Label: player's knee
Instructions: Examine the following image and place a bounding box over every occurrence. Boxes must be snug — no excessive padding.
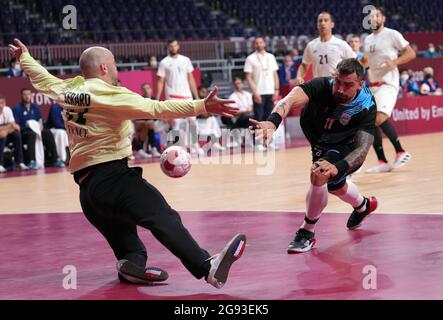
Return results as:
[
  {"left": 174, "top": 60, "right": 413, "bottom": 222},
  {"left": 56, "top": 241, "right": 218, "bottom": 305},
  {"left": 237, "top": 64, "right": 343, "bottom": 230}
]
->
[
  {"left": 310, "top": 171, "right": 328, "bottom": 186},
  {"left": 375, "top": 113, "right": 388, "bottom": 126}
]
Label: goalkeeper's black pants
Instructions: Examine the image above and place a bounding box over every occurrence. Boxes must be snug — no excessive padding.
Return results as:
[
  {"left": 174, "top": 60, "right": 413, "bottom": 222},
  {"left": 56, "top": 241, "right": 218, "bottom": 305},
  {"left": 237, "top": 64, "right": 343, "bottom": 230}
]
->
[{"left": 74, "top": 158, "right": 211, "bottom": 279}]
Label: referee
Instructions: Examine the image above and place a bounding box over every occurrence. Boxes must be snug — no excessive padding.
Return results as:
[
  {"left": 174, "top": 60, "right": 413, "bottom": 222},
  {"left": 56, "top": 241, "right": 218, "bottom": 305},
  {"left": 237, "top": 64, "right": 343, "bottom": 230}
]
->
[{"left": 9, "top": 39, "right": 246, "bottom": 289}]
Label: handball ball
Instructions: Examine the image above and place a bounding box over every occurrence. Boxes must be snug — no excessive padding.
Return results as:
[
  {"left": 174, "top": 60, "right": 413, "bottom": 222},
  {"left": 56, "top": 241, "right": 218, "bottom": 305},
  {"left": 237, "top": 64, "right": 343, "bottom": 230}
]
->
[{"left": 160, "top": 146, "right": 192, "bottom": 178}]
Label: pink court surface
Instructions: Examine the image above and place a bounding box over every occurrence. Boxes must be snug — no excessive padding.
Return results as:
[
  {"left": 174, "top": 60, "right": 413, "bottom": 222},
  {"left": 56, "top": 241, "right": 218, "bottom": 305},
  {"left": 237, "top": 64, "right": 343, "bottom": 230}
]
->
[
  {"left": 1, "top": 133, "right": 443, "bottom": 300},
  {"left": 1, "top": 211, "right": 443, "bottom": 300}
]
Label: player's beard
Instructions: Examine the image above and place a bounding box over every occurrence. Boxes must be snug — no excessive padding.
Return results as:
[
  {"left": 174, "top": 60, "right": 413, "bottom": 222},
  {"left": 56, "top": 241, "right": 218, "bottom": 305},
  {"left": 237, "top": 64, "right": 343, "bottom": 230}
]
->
[
  {"left": 333, "top": 92, "right": 351, "bottom": 104},
  {"left": 371, "top": 22, "right": 382, "bottom": 31},
  {"left": 169, "top": 50, "right": 178, "bottom": 57}
]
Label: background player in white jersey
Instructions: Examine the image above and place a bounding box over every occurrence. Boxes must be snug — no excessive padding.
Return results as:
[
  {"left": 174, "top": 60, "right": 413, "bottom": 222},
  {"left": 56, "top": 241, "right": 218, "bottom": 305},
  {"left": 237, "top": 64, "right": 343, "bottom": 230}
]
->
[
  {"left": 156, "top": 39, "right": 203, "bottom": 155},
  {"left": 294, "top": 12, "right": 356, "bottom": 85},
  {"left": 362, "top": 7, "right": 416, "bottom": 173}
]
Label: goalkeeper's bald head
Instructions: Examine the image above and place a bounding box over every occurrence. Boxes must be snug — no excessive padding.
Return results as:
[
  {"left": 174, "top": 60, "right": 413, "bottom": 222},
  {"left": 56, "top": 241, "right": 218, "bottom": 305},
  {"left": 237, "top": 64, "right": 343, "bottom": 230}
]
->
[{"left": 79, "top": 46, "right": 118, "bottom": 86}]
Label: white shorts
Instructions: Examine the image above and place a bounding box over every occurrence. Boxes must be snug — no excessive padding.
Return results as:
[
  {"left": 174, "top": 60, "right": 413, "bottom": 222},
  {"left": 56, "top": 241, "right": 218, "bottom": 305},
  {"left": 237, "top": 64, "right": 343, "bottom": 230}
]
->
[{"left": 370, "top": 85, "right": 399, "bottom": 117}]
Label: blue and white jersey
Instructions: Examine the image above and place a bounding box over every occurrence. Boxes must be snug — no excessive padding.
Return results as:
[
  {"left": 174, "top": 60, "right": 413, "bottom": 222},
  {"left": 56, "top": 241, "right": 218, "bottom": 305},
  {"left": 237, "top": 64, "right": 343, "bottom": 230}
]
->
[{"left": 299, "top": 77, "right": 377, "bottom": 148}]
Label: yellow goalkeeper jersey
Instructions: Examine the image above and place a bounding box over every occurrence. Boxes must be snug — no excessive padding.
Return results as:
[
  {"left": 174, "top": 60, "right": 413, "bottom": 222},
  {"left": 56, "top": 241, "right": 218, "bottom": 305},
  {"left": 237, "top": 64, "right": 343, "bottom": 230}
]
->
[{"left": 20, "top": 52, "right": 206, "bottom": 173}]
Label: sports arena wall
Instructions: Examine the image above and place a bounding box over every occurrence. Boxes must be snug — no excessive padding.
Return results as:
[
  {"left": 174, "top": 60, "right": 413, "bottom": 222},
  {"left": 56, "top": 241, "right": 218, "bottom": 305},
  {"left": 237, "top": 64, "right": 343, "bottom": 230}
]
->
[{"left": 0, "top": 63, "right": 441, "bottom": 137}]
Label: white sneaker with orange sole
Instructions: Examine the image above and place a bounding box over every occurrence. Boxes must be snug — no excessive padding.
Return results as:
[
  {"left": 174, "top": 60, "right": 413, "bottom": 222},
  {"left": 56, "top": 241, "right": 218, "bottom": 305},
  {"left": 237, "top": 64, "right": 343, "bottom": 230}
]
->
[
  {"left": 393, "top": 151, "right": 411, "bottom": 169},
  {"left": 365, "top": 161, "right": 392, "bottom": 173}
]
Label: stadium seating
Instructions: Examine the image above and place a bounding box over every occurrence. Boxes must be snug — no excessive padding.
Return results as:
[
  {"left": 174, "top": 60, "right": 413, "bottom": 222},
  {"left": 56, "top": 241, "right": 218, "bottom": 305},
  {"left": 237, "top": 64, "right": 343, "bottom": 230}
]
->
[
  {"left": 0, "top": 0, "right": 441, "bottom": 46},
  {"left": 209, "top": 0, "right": 443, "bottom": 36},
  {"left": 0, "top": 0, "right": 244, "bottom": 45}
]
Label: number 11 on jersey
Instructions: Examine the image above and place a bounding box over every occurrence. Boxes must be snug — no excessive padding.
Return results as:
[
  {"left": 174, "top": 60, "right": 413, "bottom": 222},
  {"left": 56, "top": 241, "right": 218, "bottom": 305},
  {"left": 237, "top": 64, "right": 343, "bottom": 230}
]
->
[{"left": 324, "top": 117, "right": 334, "bottom": 130}]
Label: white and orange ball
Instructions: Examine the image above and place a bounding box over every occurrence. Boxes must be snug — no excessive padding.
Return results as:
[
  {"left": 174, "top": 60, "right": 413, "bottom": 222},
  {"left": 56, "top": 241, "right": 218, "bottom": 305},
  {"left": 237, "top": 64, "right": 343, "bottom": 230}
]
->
[{"left": 160, "top": 146, "right": 191, "bottom": 178}]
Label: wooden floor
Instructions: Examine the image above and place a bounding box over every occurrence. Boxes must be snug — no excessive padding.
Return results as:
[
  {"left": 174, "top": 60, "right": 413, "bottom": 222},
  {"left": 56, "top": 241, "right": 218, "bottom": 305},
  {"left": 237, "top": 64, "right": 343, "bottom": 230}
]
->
[{"left": 1, "top": 132, "right": 442, "bottom": 215}]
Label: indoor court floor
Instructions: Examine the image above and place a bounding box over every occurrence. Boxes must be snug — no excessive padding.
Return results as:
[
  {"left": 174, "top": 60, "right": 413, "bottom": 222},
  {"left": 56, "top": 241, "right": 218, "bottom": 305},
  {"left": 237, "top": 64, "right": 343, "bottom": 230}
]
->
[{"left": 1, "top": 132, "right": 442, "bottom": 299}]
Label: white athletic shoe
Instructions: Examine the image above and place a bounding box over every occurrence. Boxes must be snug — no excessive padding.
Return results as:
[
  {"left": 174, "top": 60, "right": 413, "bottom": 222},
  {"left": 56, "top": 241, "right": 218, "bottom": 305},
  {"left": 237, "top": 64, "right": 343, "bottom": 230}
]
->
[
  {"left": 137, "top": 149, "right": 152, "bottom": 159},
  {"left": 365, "top": 161, "right": 392, "bottom": 173},
  {"left": 0, "top": 165, "right": 6, "bottom": 173},
  {"left": 150, "top": 147, "right": 161, "bottom": 157},
  {"left": 206, "top": 233, "right": 246, "bottom": 289},
  {"left": 18, "top": 163, "right": 29, "bottom": 171},
  {"left": 393, "top": 151, "right": 411, "bottom": 169}
]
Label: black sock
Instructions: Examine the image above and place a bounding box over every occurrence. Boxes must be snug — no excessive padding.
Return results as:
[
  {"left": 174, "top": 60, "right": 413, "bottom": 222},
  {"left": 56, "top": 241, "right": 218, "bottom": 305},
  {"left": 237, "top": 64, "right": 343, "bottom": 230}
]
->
[
  {"left": 380, "top": 120, "right": 404, "bottom": 153},
  {"left": 373, "top": 127, "right": 388, "bottom": 163},
  {"left": 148, "top": 129, "right": 155, "bottom": 148}
]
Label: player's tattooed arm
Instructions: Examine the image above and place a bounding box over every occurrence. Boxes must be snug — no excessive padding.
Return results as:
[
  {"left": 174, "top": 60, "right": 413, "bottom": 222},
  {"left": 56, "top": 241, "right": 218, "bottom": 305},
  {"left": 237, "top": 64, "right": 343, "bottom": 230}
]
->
[
  {"left": 344, "top": 130, "right": 374, "bottom": 170},
  {"left": 274, "top": 100, "right": 290, "bottom": 117},
  {"left": 271, "top": 87, "right": 309, "bottom": 118}
]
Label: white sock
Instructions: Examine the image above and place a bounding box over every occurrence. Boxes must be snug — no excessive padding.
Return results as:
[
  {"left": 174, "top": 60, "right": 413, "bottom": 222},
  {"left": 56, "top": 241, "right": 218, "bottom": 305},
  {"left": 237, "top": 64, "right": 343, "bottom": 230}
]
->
[
  {"left": 301, "top": 183, "right": 328, "bottom": 232},
  {"left": 334, "top": 181, "right": 366, "bottom": 212}
]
